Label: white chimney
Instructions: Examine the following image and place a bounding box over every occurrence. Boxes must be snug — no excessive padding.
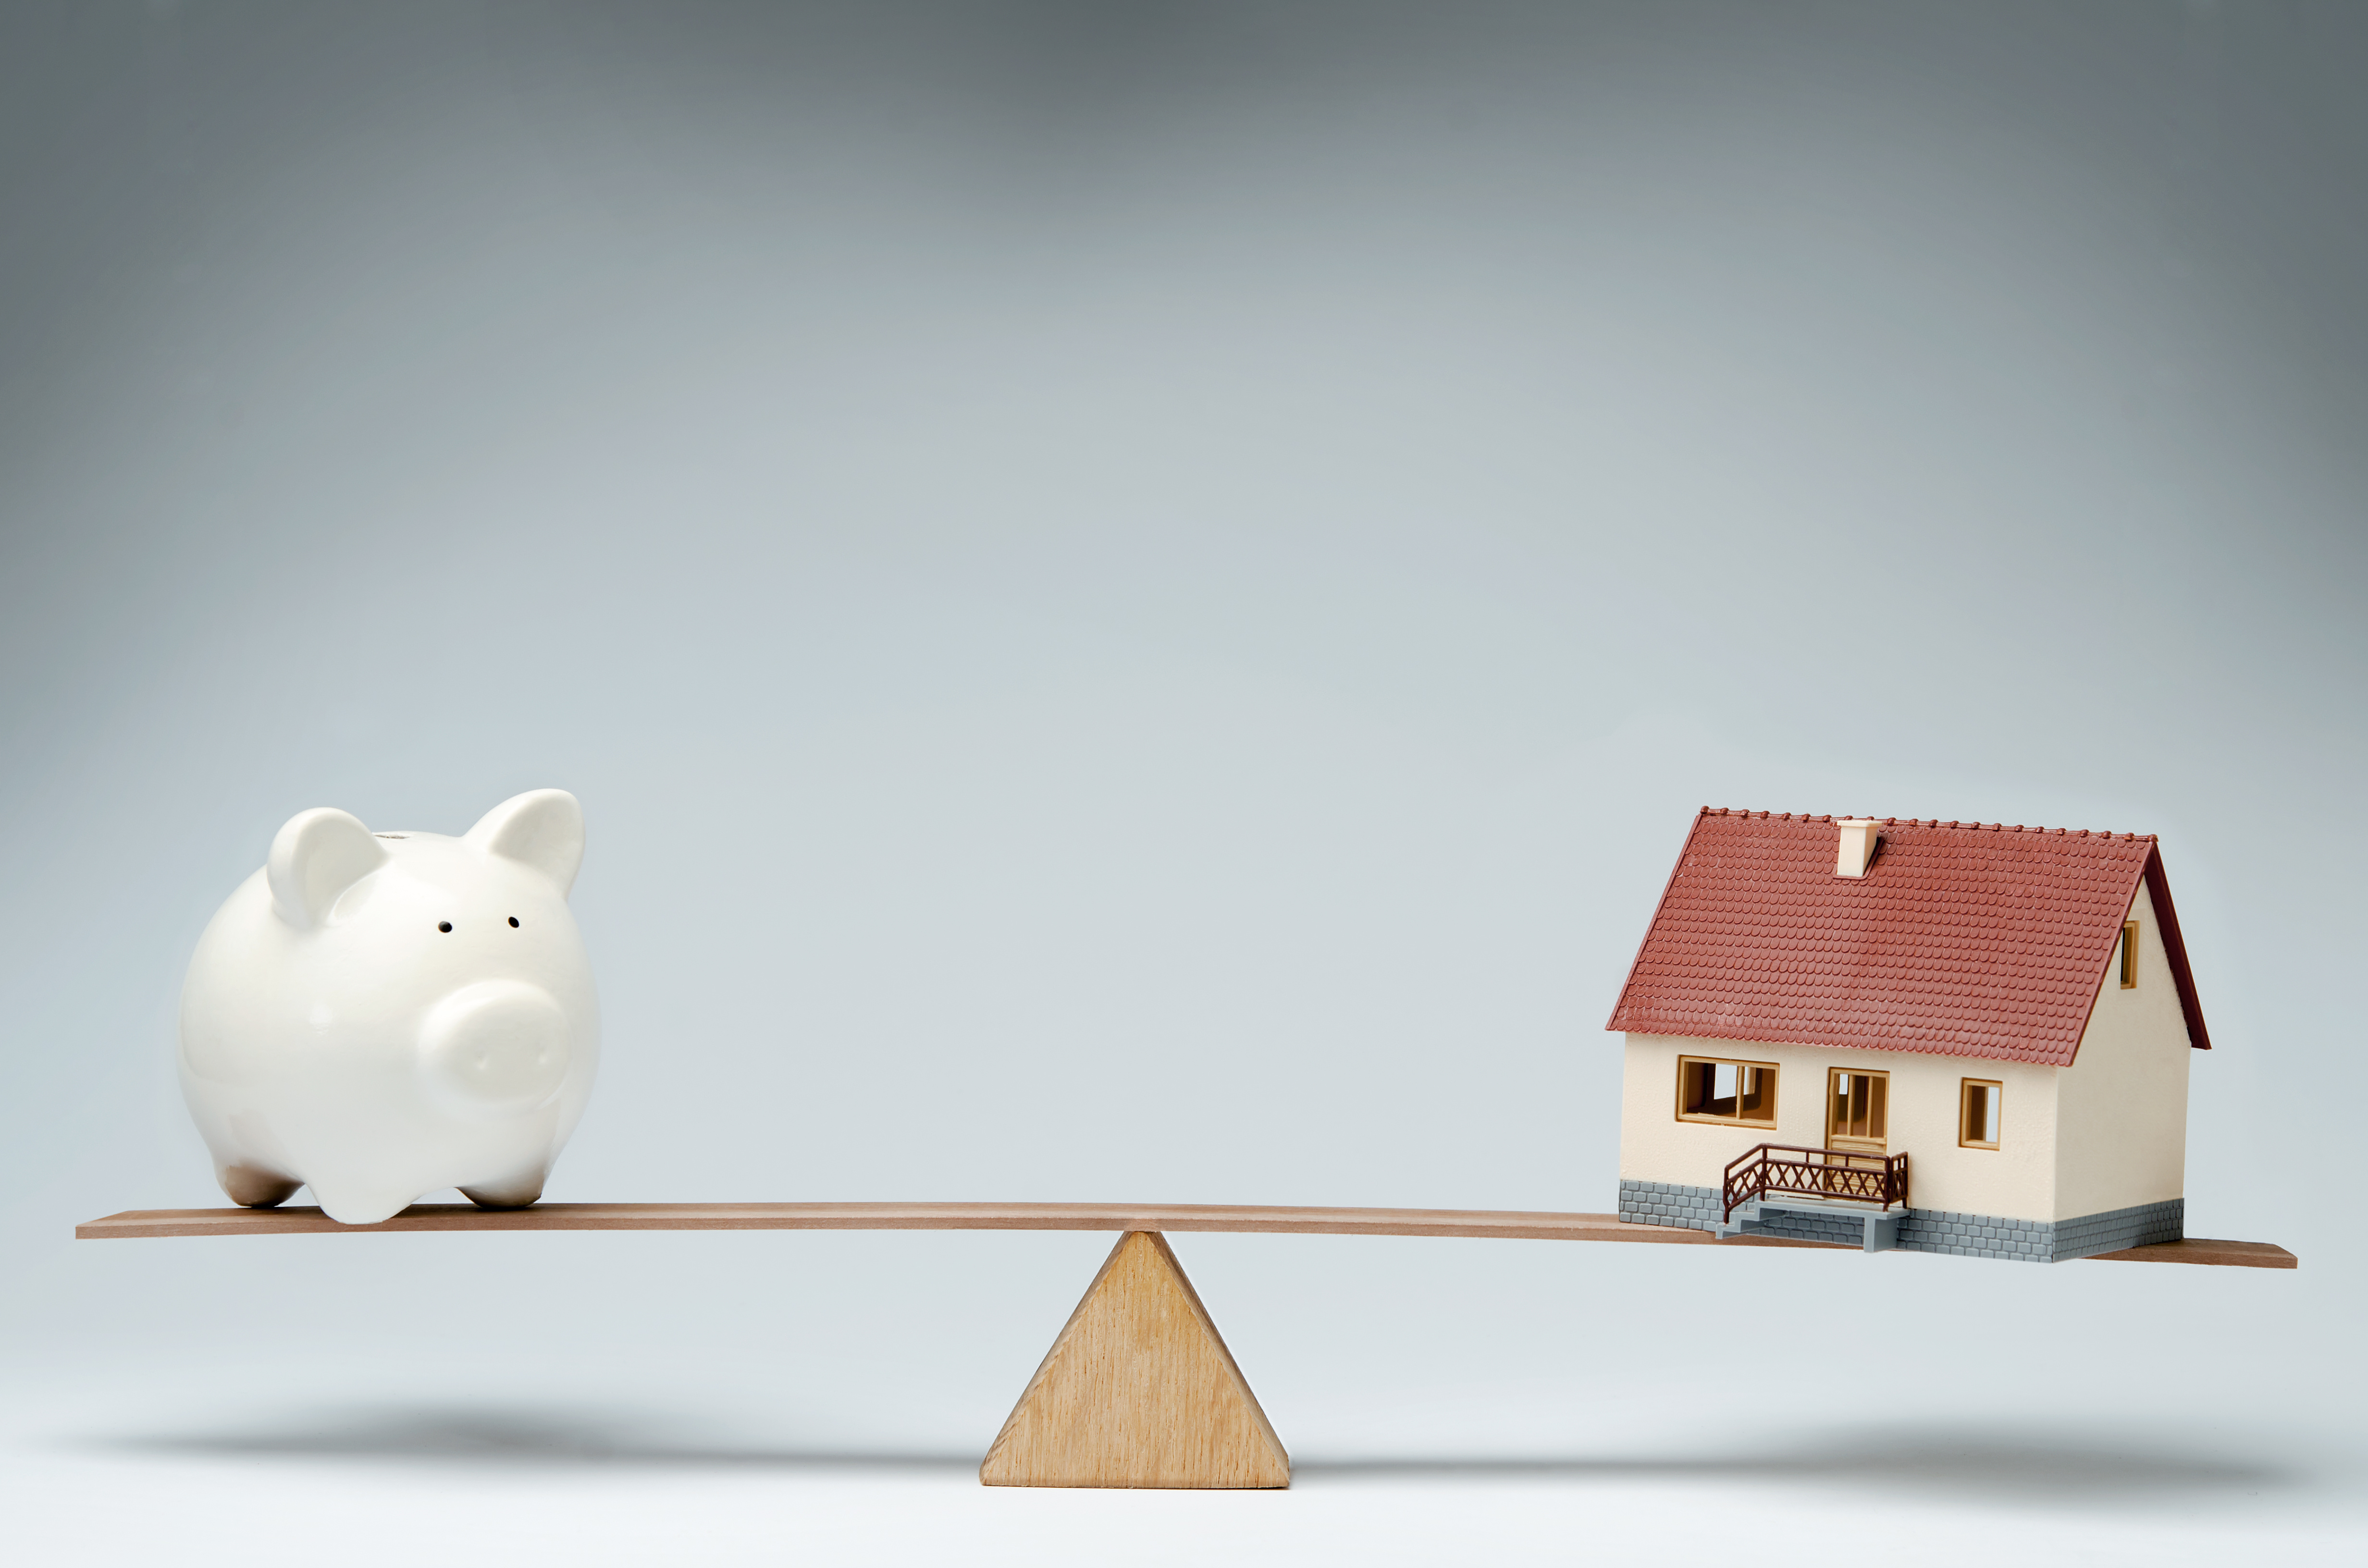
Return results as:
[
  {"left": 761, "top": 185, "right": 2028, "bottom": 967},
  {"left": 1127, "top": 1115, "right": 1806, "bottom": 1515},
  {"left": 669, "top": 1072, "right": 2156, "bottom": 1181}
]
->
[{"left": 1835, "top": 819, "right": 1880, "bottom": 878}]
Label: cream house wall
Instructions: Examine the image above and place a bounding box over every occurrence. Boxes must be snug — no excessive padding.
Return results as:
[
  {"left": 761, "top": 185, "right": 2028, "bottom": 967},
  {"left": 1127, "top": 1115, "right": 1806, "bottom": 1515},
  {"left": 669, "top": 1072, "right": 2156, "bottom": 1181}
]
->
[
  {"left": 1618, "top": 1033, "right": 2060, "bottom": 1222},
  {"left": 2052, "top": 879, "right": 2192, "bottom": 1219}
]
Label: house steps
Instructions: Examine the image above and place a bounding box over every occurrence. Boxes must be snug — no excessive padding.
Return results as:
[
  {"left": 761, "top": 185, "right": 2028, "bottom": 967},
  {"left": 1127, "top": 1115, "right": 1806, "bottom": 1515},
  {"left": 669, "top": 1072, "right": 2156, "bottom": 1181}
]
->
[{"left": 1714, "top": 1195, "right": 1906, "bottom": 1253}]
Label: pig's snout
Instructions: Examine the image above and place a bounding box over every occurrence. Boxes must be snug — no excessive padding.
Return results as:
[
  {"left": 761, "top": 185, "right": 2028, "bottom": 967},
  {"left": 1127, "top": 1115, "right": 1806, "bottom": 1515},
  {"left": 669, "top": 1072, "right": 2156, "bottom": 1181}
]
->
[{"left": 418, "top": 981, "right": 571, "bottom": 1113}]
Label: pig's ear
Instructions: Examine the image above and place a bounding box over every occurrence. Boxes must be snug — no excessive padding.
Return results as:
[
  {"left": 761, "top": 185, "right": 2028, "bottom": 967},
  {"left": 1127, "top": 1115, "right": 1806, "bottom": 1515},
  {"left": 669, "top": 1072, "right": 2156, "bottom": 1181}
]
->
[
  {"left": 267, "top": 808, "right": 388, "bottom": 929},
  {"left": 465, "top": 789, "right": 585, "bottom": 897}
]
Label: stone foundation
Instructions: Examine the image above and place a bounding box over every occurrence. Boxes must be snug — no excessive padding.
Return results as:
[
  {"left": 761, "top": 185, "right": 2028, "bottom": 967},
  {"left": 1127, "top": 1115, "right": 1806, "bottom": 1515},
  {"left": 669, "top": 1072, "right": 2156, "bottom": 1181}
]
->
[{"left": 1616, "top": 1179, "right": 2183, "bottom": 1263}]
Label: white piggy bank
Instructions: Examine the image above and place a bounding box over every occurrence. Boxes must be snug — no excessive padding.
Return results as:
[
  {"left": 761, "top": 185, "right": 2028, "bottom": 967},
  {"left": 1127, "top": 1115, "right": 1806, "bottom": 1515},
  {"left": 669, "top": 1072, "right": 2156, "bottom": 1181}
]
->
[{"left": 179, "top": 789, "right": 601, "bottom": 1224}]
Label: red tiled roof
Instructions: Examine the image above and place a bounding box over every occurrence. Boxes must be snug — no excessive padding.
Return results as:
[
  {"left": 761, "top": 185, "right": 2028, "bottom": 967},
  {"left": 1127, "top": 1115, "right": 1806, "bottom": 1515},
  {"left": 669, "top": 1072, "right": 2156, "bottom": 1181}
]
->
[{"left": 1604, "top": 809, "right": 2210, "bottom": 1067}]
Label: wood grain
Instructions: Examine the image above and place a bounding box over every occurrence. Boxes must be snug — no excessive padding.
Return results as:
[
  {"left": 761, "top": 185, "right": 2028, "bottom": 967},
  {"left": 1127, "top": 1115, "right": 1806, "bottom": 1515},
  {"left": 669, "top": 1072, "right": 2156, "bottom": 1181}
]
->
[
  {"left": 72, "top": 1202, "right": 1813, "bottom": 1244},
  {"left": 980, "top": 1231, "right": 1290, "bottom": 1489},
  {"left": 2084, "top": 1237, "right": 2297, "bottom": 1269},
  {"left": 69, "top": 1203, "right": 2295, "bottom": 1266}
]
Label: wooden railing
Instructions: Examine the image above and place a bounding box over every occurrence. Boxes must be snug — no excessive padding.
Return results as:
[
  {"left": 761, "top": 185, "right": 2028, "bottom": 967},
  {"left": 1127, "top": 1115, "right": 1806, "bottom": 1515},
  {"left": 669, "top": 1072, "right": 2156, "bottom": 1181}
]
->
[{"left": 1723, "top": 1144, "right": 1910, "bottom": 1222}]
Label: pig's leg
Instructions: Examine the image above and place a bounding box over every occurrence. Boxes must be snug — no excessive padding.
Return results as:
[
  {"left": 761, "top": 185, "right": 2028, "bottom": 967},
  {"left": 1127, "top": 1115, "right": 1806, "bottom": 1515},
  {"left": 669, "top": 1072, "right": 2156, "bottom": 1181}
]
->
[
  {"left": 460, "top": 1167, "right": 547, "bottom": 1209},
  {"left": 219, "top": 1164, "right": 300, "bottom": 1209},
  {"left": 307, "top": 1183, "right": 417, "bottom": 1225}
]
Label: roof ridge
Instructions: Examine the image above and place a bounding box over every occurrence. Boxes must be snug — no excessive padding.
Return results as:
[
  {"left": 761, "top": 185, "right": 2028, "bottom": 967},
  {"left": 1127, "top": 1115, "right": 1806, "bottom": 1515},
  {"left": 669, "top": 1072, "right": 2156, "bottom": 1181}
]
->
[{"left": 1708, "top": 808, "right": 2158, "bottom": 841}]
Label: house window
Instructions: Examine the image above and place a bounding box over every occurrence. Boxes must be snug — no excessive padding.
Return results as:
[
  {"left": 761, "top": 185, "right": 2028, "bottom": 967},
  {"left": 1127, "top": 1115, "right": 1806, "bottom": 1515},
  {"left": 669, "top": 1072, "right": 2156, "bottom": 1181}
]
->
[
  {"left": 1960, "top": 1079, "right": 2002, "bottom": 1150},
  {"left": 2120, "top": 921, "right": 2140, "bottom": 988},
  {"left": 1676, "top": 1057, "right": 1778, "bottom": 1126}
]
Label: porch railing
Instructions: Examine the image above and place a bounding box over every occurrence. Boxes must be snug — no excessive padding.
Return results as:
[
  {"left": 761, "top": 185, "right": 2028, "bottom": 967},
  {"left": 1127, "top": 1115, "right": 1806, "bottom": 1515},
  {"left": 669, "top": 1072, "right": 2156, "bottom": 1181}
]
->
[{"left": 1722, "top": 1144, "right": 1909, "bottom": 1222}]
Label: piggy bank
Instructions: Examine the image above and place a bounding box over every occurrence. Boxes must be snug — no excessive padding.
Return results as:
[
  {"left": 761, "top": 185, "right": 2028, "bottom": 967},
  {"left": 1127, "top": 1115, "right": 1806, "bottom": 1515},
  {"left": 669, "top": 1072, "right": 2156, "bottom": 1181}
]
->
[{"left": 178, "top": 789, "right": 601, "bottom": 1224}]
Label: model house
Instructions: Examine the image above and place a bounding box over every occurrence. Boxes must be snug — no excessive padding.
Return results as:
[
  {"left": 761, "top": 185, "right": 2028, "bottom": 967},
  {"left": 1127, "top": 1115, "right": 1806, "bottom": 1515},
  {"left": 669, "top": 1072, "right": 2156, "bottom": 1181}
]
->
[{"left": 1606, "top": 810, "right": 2209, "bottom": 1261}]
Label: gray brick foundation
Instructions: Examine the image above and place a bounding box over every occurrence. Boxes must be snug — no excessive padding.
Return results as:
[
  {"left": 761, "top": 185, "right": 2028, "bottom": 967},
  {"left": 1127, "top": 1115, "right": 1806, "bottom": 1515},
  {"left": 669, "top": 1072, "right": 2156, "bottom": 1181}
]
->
[
  {"left": 1616, "top": 1179, "right": 2183, "bottom": 1264},
  {"left": 2048, "top": 1198, "right": 2184, "bottom": 1261},
  {"left": 1618, "top": 1179, "right": 1725, "bottom": 1232}
]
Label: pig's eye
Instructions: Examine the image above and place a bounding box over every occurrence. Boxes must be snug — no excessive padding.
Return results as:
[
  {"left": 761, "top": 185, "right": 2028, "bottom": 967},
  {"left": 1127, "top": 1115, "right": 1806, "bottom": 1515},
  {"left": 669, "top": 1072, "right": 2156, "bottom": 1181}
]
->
[
  {"left": 437, "top": 922, "right": 453, "bottom": 933},
  {"left": 508, "top": 917, "right": 520, "bottom": 928}
]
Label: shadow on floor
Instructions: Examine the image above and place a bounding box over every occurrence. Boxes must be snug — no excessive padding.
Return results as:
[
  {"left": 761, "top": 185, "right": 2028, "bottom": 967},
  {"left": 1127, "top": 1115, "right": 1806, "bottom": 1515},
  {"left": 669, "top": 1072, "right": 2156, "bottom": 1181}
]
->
[
  {"left": 1297, "top": 1429, "right": 2304, "bottom": 1506},
  {"left": 103, "top": 1408, "right": 977, "bottom": 1474},
  {"left": 97, "top": 1408, "right": 2308, "bottom": 1508}
]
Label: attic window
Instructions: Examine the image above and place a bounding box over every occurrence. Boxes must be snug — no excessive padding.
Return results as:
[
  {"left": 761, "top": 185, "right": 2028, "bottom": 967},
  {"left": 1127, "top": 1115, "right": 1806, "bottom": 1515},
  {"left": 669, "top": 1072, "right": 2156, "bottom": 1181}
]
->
[
  {"left": 1676, "top": 1056, "right": 1778, "bottom": 1127},
  {"left": 2119, "top": 921, "right": 2140, "bottom": 989}
]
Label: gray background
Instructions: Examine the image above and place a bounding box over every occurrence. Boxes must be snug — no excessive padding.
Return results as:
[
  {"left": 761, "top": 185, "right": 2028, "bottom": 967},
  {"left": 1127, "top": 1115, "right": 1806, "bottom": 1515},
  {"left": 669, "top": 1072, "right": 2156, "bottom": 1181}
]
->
[{"left": 2, "top": 3, "right": 2361, "bottom": 1563}]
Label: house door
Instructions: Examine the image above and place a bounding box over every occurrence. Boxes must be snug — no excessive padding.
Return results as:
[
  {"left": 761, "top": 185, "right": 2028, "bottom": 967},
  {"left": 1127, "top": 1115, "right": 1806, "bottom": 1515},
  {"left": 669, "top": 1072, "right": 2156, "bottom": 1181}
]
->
[{"left": 1827, "top": 1069, "right": 1889, "bottom": 1155}]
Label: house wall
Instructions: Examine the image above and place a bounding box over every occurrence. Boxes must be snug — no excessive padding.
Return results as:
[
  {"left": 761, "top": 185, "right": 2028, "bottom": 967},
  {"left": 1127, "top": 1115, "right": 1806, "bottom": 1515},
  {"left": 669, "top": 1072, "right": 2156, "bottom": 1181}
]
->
[
  {"left": 1617, "top": 1033, "right": 2060, "bottom": 1223},
  {"left": 2052, "top": 878, "right": 2193, "bottom": 1219}
]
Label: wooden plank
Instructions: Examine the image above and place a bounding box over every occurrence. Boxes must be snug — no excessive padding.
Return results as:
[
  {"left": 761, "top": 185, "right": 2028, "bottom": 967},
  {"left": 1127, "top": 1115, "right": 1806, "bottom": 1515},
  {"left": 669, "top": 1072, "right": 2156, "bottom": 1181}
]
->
[
  {"left": 2084, "top": 1237, "right": 2297, "bottom": 1269},
  {"left": 73, "top": 1201, "right": 1792, "bottom": 1244},
  {"left": 69, "top": 1203, "right": 2293, "bottom": 1265},
  {"left": 981, "top": 1232, "right": 1290, "bottom": 1489}
]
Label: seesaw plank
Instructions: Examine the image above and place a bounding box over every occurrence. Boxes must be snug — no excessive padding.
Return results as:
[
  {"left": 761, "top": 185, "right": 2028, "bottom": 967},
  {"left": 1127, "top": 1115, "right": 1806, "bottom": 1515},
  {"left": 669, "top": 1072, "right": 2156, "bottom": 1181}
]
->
[
  {"left": 70, "top": 1202, "right": 2296, "bottom": 1265},
  {"left": 74, "top": 1202, "right": 1767, "bottom": 1244},
  {"left": 2084, "top": 1237, "right": 2296, "bottom": 1269}
]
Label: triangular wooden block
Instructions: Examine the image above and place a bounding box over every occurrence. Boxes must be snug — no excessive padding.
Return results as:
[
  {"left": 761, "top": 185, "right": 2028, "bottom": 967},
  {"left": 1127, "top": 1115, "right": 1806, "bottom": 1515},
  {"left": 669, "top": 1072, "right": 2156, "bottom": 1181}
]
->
[{"left": 980, "top": 1230, "right": 1290, "bottom": 1489}]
